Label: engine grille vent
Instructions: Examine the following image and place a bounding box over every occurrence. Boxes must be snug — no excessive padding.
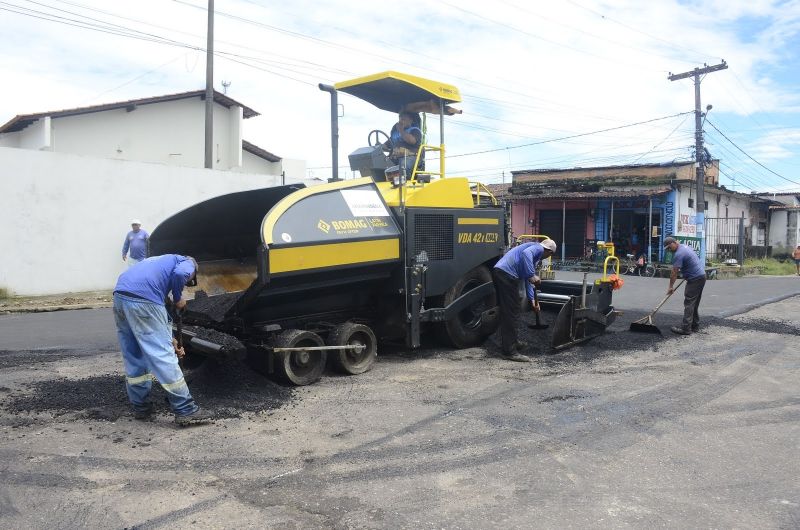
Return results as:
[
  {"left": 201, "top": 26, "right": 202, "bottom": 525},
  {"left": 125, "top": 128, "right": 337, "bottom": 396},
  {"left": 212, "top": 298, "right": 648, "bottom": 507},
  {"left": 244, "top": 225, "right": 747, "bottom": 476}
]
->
[{"left": 414, "top": 214, "right": 453, "bottom": 260}]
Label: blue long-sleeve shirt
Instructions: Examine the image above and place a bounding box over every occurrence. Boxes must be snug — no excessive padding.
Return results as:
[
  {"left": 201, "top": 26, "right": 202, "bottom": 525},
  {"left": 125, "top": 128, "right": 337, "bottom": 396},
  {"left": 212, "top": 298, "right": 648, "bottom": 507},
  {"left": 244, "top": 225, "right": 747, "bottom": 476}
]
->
[
  {"left": 122, "top": 229, "right": 149, "bottom": 260},
  {"left": 672, "top": 244, "right": 705, "bottom": 280},
  {"left": 114, "top": 254, "right": 195, "bottom": 304},
  {"left": 494, "top": 242, "right": 545, "bottom": 301}
]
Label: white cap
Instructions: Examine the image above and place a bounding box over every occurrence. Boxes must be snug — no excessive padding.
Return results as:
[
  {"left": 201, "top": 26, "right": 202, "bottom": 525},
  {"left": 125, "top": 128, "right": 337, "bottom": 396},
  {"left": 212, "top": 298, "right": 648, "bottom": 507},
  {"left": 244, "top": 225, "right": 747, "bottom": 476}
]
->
[
  {"left": 540, "top": 238, "right": 557, "bottom": 253},
  {"left": 131, "top": 218, "right": 142, "bottom": 225}
]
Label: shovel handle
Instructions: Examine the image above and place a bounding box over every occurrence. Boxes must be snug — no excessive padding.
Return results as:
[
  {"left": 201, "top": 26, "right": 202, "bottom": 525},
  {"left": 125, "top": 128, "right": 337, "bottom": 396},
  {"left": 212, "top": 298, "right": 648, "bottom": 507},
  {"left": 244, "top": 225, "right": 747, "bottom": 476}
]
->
[{"left": 650, "top": 279, "right": 685, "bottom": 317}]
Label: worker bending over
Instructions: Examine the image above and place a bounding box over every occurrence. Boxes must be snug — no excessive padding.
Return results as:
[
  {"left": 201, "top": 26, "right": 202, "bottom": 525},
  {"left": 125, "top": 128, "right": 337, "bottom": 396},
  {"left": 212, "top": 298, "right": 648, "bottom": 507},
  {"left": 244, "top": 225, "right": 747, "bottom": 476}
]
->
[
  {"left": 492, "top": 239, "right": 557, "bottom": 362},
  {"left": 112, "top": 254, "right": 212, "bottom": 425}
]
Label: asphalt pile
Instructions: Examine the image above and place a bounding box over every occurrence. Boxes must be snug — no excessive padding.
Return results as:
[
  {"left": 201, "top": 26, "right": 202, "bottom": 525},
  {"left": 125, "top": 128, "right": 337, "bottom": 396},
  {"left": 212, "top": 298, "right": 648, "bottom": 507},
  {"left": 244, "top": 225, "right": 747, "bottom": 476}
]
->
[
  {"left": 185, "top": 291, "right": 242, "bottom": 322},
  {"left": 531, "top": 311, "right": 800, "bottom": 367},
  {"left": 498, "top": 308, "right": 797, "bottom": 367},
  {"left": 184, "top": 325, "right": 245, "bottom": 352}
]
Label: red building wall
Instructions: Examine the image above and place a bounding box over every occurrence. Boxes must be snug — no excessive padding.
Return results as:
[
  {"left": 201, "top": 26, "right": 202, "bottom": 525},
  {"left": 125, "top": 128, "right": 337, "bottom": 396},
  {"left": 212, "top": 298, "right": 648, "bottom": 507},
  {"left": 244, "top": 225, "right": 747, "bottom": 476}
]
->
[{"left": 510, "top": 199, "right": 595, "bottom": 242}]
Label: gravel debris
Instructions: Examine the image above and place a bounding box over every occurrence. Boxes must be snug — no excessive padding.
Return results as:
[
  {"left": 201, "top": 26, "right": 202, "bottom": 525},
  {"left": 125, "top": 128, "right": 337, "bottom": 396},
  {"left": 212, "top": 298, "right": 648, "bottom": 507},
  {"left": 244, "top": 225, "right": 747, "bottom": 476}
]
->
[{"left": 2, "top": 358, "right": 294, "bottom": 425}]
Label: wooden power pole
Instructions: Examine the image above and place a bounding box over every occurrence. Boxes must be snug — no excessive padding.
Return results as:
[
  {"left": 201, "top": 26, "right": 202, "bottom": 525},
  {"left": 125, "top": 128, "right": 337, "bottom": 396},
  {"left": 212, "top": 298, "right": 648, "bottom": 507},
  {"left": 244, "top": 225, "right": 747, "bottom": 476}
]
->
[{"left": 668, "top": 60, "right": 728, "bottom": 264}]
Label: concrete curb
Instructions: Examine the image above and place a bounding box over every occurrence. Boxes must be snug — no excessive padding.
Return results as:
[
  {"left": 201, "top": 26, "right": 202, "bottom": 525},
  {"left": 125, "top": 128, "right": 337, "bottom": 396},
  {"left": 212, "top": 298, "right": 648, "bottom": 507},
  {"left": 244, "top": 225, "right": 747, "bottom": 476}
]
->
[
  {"left": 716, "top": 292, "right": 800, "bottom": 318},
  {"left": 1, "top": 302, "right": 113, "bottom": 314}
]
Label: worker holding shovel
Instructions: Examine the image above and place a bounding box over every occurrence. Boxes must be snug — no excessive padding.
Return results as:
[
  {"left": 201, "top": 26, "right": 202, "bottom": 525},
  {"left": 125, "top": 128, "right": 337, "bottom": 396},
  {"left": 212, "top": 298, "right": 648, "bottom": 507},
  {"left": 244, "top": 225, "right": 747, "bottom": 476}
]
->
[
  {"left": 112, "top": 255, "right": 213, "bottom": 425},
  {"left": 492, "top": 238, "right": 557, "bottom": 362}
]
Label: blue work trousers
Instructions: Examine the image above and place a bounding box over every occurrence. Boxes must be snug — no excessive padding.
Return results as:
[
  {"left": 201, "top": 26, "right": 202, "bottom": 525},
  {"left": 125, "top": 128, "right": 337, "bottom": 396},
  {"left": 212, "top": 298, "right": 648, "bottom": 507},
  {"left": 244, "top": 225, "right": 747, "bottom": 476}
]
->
[{"left": 113, "top": 293, "right": 198, "bottom": 415}]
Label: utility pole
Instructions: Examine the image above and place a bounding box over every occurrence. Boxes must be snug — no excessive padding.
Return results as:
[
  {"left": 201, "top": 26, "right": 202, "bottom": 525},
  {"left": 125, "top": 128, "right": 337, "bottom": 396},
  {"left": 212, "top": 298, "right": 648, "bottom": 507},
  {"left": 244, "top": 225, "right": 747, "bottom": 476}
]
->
[
  {"left": 204, "top": 0, "right": 214, "bottom": 169},
  {"left": 668, "top": 60, "right": 727, "bottom": 264}
]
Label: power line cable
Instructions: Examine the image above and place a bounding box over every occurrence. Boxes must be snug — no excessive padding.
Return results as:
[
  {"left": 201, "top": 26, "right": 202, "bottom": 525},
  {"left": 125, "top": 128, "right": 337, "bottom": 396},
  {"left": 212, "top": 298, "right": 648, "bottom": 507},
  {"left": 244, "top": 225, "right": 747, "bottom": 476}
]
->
[
  {"left": 706, "top": 120, "right": 800, "bottom": 186},
  {"left": 438, "top": 0, "right": 666, "bottom": 73},
  {"left": 498, "top": 0, "right": 701, "bottom": 66},
  {"left": 704, "top": 134, "right": 775, "bottom": 188},
  {"left": 447, "top": 111, "right": 693, "bottom": 158},
  {"left": 564, "top": 0, "right": 718, "bottom": 62}
]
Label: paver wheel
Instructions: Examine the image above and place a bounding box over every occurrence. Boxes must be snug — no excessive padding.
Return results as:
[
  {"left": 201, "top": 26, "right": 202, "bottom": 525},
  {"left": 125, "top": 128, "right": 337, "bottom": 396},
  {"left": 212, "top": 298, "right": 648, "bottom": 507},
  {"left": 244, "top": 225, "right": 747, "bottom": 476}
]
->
[
  {"left": 273, "top": 329, "right": 326, "bottom": 386},
  {"left": 439, "top": 265, "right": 498, "bottom": 348},
  {"left": 326, "top": 322, "right": 377, "bottom": 375}
]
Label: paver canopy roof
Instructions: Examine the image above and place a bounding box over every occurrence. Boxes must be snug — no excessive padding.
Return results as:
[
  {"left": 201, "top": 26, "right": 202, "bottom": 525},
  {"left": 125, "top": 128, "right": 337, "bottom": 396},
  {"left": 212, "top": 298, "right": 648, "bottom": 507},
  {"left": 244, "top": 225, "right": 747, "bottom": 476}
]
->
[{"left": 335, "top": 71, "right": 462, "bottom": 115}]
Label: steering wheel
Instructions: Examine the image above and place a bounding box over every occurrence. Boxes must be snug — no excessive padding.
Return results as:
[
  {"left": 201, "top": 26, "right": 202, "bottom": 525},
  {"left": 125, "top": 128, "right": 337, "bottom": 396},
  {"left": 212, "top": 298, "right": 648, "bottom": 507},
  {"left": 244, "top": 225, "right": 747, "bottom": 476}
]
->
[{"left": 368, "top": 129, "right": 391, "bottom": 152}]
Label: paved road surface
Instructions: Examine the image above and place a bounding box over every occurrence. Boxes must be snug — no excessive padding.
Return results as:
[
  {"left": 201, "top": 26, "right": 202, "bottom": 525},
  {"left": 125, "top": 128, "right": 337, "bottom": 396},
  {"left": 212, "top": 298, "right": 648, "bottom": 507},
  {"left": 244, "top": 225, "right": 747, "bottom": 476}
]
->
[
  {"left": 1, "top": 275, "right": 799, "bottom": 528},
  {"left": 0, "top": 308, "right": 117, "bottom": 351},
  {"left": 557, "top": 271, "right": 800, "bottom": 316},
  {"left": 3, "top": 274, "right": 799, "bottom": 351}
]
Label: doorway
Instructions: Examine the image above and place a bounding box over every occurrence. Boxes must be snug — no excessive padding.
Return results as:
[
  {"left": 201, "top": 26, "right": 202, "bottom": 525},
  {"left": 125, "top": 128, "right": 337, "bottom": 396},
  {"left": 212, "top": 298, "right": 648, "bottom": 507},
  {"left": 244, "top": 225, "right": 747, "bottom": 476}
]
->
[{"left": 539, "top": 209, "right": 587, "bottom": 258}]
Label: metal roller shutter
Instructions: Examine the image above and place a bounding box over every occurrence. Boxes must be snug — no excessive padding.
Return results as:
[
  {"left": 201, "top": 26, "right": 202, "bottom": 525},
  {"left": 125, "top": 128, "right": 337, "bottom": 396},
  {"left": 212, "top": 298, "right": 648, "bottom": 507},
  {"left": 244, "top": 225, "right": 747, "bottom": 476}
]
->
[{"left": 538, "top": 210, "right": 587, "bottom": 258}]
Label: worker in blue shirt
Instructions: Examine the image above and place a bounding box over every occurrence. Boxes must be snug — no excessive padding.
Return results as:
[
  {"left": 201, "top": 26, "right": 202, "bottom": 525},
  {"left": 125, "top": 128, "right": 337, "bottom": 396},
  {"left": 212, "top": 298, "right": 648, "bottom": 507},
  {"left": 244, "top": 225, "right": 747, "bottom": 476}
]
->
[
  {"left": 122, "top": 219, "right": 149, "bottom": 267},
  {"left": 664, "top": 236, "right": 707, "bottom": 335},
  {"left": 492, "top": 238, "right": 557, "bottom": 362},
  {"left": 113, "top": 254, "right": 212, "bottom": 425},
  {"left": 383, "top": 111, "right": 424, "bottom": 176}
]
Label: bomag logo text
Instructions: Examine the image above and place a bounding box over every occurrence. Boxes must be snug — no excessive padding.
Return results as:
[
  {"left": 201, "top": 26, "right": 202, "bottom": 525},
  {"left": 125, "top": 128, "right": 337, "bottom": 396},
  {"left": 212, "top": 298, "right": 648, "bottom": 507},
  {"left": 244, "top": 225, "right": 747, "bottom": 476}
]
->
[
  {"left": 458, "top": 232, "right": 500, "bottom": 244},
  {"left": 331, "top": 219, "right": 369, "bottom": 230}
]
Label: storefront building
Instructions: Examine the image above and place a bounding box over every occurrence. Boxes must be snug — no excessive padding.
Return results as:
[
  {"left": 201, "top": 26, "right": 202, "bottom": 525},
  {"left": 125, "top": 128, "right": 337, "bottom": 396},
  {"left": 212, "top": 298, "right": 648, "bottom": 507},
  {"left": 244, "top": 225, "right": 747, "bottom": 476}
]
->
[{"left": 507, "top": 161, "right": 772, "bottom": 263}]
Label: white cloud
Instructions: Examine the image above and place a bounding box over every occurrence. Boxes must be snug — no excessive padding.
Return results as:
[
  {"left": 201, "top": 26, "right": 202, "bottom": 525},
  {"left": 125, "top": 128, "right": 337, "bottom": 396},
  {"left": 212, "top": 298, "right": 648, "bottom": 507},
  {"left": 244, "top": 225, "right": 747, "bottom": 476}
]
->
[
  {"left": 750, "top": 128, "right": 800, "bottom": 160},
  {"left": 0, "top": 0, "right": 797, "bottom": 188}
]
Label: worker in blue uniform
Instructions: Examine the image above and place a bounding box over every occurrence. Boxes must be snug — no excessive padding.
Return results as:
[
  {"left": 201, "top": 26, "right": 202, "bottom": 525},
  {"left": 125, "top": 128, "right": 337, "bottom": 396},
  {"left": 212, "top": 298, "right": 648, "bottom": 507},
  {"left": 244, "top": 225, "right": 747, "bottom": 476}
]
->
[
  {"left": 492, "top": 239, "right": 557, "bottom": 362},
  {"left": 113, "top": 254, "right": 213, "bottom": 425}
]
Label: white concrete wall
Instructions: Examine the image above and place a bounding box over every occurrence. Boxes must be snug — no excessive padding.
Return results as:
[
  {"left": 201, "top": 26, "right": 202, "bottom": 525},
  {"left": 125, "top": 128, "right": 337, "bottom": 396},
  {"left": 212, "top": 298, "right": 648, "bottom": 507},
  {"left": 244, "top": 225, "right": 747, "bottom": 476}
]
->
[
  {"left": 280, "top": 157, "right": 307, "bottom": 182},
  {"left": 674, "top": 186, "right": 754, "bottom": 232},
  {"left": 45, "top": 98, "right": 242, "bottom": 169},
  {"left": 240, "top": 150, "right": 280, "bottom": 175},
  {"left": 768, "top": 210, "right": 799, "bottom": 252},
  {"left": 0, "top": 117, "right": 52, "bottom": 149},
  {"left": 0, "top": 96, "right": 307, "bottom": 176},
  {"left": 0, "top": 147, "right": 315, "bottom": 296},
  {"left": 238, "top": 153, "right": 306, "bottom": 182}
]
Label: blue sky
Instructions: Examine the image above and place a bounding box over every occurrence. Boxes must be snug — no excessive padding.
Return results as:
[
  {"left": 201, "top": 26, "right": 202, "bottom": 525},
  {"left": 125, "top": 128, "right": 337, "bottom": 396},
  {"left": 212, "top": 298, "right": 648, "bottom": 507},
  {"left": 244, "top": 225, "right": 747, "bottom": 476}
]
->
[{"left": 1, "top": 0, "right": 798, "bottom": 191}]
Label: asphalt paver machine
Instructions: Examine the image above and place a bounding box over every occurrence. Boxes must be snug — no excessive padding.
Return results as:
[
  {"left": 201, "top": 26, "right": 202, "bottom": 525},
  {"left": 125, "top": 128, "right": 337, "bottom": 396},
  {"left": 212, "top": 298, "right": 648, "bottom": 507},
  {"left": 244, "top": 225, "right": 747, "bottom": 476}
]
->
[{"left": 150, "top": 71, "right": 618, "bottom": 386}]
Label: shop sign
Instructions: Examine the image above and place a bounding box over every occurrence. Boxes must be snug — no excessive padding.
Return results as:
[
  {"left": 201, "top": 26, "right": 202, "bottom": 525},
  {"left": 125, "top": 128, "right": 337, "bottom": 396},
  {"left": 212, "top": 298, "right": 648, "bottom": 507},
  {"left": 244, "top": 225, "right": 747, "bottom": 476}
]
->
[{"left": 664, "top": 235, "right": 701, "bottom": 262}]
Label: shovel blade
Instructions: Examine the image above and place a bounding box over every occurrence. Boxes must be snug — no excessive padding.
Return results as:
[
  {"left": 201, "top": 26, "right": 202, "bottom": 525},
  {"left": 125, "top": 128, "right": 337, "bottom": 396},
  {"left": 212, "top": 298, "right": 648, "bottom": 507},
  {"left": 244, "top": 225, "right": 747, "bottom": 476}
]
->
[{"left": 528, "top": 308, "right": 549, "bottom": 330}]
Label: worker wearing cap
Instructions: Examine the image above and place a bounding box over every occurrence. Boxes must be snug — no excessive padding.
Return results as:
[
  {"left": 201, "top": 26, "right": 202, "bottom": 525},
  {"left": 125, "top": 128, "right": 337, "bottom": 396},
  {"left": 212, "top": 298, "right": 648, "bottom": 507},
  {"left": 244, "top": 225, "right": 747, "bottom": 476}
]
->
[
  {"left": 113, "top": 254, "right": 213, "bottom": 425},
  {"left": 122, "top": 219, "right": 149, "bottom": 267},
  {"left": 664, "top": 236, "right": 707, "bottom": 335},
  {"left": 492, "top": 238, "right": 557, "bottom": 362}
]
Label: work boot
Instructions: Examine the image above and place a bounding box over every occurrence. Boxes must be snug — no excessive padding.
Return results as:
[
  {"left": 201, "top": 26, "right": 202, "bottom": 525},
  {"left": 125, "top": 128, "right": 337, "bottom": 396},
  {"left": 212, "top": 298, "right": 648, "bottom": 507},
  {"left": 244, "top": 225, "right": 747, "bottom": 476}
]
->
[
  {"left": 502, "top": 351, "right": 532, "bottom": 363},
  {"left": 670, "top": 326, "right": 691, "bottom": 335},
  {"left": 691, "top": 325, "right": 700, "bottom": 332},
  {"left": 133, "top": 403, "right": 154, "bottom": 421},
  {"left": 175, "top": 407, "right": 215, "bottom": 426}
]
